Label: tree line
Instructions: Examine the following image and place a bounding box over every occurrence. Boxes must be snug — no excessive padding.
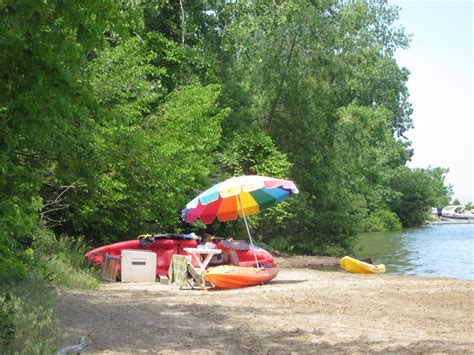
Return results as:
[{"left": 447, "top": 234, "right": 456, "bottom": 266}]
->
[{"left": 0, "top": 0, "right": 452, "bottom": 279}]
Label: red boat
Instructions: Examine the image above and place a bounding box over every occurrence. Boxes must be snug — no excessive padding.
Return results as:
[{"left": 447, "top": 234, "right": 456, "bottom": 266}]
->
[{"left": 85, "top": 234, "right": 276, "bottom": 277}]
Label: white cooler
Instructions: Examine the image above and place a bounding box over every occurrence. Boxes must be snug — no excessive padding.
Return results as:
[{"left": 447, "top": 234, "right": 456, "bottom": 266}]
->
[{"left": 120, "top": 250, "right": 157, "bottom": 282}]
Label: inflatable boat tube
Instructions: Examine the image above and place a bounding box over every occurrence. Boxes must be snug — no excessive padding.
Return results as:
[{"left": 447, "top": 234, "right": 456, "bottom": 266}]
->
[{"left": 204, "top": 265, "right": 279, "bottom": 289}]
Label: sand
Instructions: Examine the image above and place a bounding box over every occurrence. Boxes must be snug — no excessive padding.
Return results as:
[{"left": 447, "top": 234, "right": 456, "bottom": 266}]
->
[{"left": 58, "top": 257, "right": 474, "bottom": 354}]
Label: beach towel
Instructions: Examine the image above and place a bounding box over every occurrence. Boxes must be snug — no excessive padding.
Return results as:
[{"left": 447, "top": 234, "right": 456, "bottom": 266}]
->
[{"left": 169, "top": 254, "right": 188, "bottom": 287}]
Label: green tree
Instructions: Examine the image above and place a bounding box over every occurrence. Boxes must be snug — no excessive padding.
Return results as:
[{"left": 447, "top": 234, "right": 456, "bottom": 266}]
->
[
  {"left": 333, "top": 104, "right": 409, "bottom": 231},
  {"left": 61, "top": 68, "right": 228, "bottom": 241},
  {"left": 212, "top": 131, "right": 294, "bottom": 244},
  {"left": 0, "top": 0, "right": 138, "bottom": 251},
  {"left": 212, "top": 0, "right": 412, "bottom": 251},
  {"left": 389, "top": 167, "right": 452, "bottom": 227},
  {"left": 0, "top": 0, "right": 455, "bottom": 263},
  {"left": 216, "top": 132, "right": 292, "bottom": 178}
]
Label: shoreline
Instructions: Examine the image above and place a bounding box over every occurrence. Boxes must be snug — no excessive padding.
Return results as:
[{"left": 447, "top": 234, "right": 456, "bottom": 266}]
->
[
  {"left": 275, "top": 255, "right": 341, "bottom": 269},
  {"left": 58, "top": 261, "right": 474, "bottom": 353},
  {"left": 426, "top": 218, "right": 474, "bottom": 225}
]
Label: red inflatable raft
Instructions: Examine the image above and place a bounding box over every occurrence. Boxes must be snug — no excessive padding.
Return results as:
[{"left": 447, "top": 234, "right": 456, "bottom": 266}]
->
[
  {"left": 85, "top": 234, "right": 276, "bottom": 277},
  {"left": 204, "top": 265, "right": 279, "bottom": 289}
]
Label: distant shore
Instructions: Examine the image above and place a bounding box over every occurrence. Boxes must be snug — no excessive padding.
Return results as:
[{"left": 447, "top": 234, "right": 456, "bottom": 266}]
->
[
  {"left": 427, "top": 218, "right": 474, "bottom": 225},
  {"left": 58, "top": 258, "right": 474, "bottom": 353}
]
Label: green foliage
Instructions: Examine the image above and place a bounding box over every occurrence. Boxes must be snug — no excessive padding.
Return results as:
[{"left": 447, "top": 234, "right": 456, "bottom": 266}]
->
[
  {"left": 61, "top": 82, "right": 228, "bottom": 242},
  {"left": 389, "top": 167, "right": 452, "bottom": 227},
  {"left": 88, "top": 37, "right": 164, "bottom": 123},
  {"left": 37, "top": 255, "right": 99, "bottom": 290},
  {"left": 0, "top": 244, "right": 29, "bottom": 286},
  {"left": 0, "top": 277, "right": 63, "bottom": 354},
  {"left": 217, "top": 132, "right": 292, "bottom": 177},
  {"left": 267, "top": 236, "right": 293, "bottom": 254},
  {"left": 0, "top": 0, "right": 140, "bottom": 249},
  {"left": 141, "top": 2, "right": 220, "bottom": 86},
  {"left": 4, "top": 1, "right": 456, "bottom": 349},
  {"left": 209, "top": 132, "right": 293, "bottom": 241},
  {"left": 333, "top": 104, "right": 410, "bottom": 226},
  {"left": 0, "top": 231, "right": 97, "bottom": 353},
  {"left": 0, "top": 293, "right": 15, "bottom": 347},
  {"left": 0, "top": 0, "right": 456, "bottom": 280},
  {"left": 335, "top": 1, "right": 413, "bottom": 136},
  {"left": 210, "top": 0, "right": 417, "bottom": 253},
  {"left": 358, "top": 210, "right": 402, "bottom": 232},
  {"left": 29, "top": 228, "right": 99, "bottom": 289},
  {"left": 251, "top": 191, "right": 357, "bottom": 255}
]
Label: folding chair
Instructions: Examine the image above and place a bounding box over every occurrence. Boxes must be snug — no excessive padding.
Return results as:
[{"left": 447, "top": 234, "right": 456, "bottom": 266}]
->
[
  {"left": 99, "top": 253, "right": 120, "bottom": 282},
  {"left": 187, "top": 262, "right": 206, "bottom": 289},
  {"left": 169, "top": 254, "right": 205, "bottom": 290}
]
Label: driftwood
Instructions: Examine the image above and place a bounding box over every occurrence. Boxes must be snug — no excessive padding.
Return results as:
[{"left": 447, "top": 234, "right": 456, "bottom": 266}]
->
[{"left": 55, "top": 336, "right": 90, "bottom": 355}]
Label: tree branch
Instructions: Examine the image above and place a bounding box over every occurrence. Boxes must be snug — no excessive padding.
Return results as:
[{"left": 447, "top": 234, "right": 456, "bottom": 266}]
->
[
  {"left": 42, "top": 183, "right": 75, "bottom": 208},
  {"left": 40, "top": 183, "right": 76, "bottom": 226}
]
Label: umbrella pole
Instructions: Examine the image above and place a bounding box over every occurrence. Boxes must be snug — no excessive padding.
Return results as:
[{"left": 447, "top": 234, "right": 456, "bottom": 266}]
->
[{"left": 237, "top": 195, "right": 260, "bottom": 268}]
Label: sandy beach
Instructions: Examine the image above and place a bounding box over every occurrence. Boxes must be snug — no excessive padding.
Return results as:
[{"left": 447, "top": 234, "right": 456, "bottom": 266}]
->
[{"left": 58, "top": 257, "right": 474, "bottom": 354}]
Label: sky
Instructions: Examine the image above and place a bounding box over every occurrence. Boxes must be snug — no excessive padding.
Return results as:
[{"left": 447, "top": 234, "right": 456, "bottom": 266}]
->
[{"left": 390, "top": 0, "right": 473, "bottom": 203}]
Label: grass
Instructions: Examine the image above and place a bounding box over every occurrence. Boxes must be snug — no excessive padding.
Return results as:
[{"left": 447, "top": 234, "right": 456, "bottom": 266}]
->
[
  {"left": 41, "top": 254, "right": 100, "bottom": 289},
  {"left": 33, "top": 231, "right": 100, "bottom": 289},
  {"left": 1, "top": 277, "right": 63, "bottom": 354},
  {"left": 1, "top": 231, "right": 100, "bottom": 354}
]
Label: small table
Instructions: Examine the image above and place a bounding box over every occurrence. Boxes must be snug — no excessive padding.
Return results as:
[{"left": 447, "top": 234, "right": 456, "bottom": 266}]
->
[{"left": 184, "top": 248, "right": 222, "bottom": 273}]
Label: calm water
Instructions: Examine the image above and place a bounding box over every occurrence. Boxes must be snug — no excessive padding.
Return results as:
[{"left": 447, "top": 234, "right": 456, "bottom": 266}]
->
[{"left": 355, "top": 224, "right": 474, "bottom": 280}]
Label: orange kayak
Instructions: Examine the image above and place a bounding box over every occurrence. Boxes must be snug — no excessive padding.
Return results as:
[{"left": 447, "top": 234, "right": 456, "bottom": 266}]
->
[{"left": 204, "top": 265, "right": 279, "bottom": 289}]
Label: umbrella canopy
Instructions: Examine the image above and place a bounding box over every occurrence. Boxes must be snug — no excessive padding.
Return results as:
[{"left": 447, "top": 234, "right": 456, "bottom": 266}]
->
[{"left": 182, "top": 175, "right": 299, "bottom": 224}]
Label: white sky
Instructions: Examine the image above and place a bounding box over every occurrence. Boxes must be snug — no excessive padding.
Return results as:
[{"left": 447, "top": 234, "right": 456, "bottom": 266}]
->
[{"left": 391, "top": 0, "right": 473, "bottom": 203}]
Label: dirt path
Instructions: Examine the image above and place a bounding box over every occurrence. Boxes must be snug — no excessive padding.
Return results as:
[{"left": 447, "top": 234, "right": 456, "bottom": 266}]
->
[{"left": 58, "top": 262, "right": 474, "bottom": 354}]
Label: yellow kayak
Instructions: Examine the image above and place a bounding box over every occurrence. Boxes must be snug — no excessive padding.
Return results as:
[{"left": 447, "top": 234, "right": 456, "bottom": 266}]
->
[{"left": 340, "top": 256, "right": 386, "bottom": 274}]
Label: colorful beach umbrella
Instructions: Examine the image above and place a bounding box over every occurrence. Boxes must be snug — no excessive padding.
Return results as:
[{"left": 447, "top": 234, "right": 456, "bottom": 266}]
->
[
  {"left": 182, "top": 175, "right": 299, "bottom": 224},
  {"left": 182, "top": 175, "right": 299, "bottom": 267}
]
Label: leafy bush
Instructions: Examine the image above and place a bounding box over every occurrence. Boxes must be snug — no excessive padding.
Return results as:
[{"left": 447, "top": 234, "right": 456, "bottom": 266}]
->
[
  {"left": 267, "top": 236, "right": 294, "bottom": 254},
  {"left": 358, "top": 210, "right": 402, "bottom": 232},
  {"left": 0, "top": 246, "right": 28, "bottom": 286},
  {"left": 32, "top": 229, "right": 100, "bottom": 289},
  {"left": 389, "top": 167, "right": 452, "bottom": 227},
  {"left": 0, "top": 293, "right": 15, "bottom": 347},
  {"left": 0, "top": 277, "right": 63, "bottom": 354},
  {"left": 0, "top": 229, "right": 98, "bottom": 354},
  {"left": 251, "top": 192, "right": 357, "bottom": 256},
  {"left": 217, "top": 132, "right": 292, "bottom": 177}
]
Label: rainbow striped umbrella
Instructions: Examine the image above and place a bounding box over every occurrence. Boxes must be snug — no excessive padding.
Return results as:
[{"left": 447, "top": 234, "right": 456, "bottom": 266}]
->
[{"left": 182, "top": 175, "right": 299, "bottom": 224}]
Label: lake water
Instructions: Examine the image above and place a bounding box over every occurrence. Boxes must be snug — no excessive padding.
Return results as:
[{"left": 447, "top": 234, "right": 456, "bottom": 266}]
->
[{"left": 355, "top": 224, "right": 474, "bottom": 280}]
